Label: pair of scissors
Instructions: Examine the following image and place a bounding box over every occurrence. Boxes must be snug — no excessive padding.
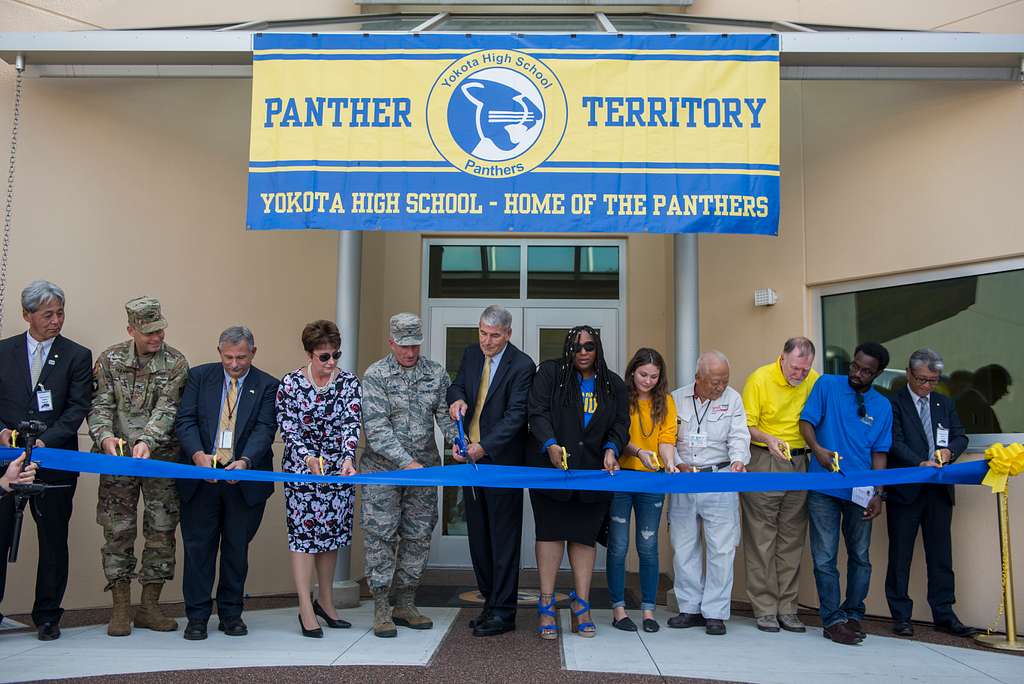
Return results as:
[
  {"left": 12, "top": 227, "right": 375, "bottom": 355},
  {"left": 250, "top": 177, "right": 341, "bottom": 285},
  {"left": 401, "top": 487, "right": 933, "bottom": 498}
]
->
[
  {"left": 455, "top": 416, "right": 478, "bottom": 471},
  {"left": 831, "top": 451, "right": 845, "bottom": 477},
  {"left": 779, "top": 440, "right": 793, "bottom": 462},
  {"left": 560, "top": 446, "right": 570, "bottom": 473}
]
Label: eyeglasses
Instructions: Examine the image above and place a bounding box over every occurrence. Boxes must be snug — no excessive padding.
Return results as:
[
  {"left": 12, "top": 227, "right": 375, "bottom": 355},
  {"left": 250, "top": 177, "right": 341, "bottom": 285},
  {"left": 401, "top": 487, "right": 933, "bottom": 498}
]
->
[
  {"left": 849, "top": 360, "right": 877, "bottom": 377},
  {"left": 854, "top": 391, "right": 867, "bottom": 418},
  {"left": 316, "top": 351, "right": 342, "bottom": 363},
  {"left": 909, "top": 369, "right": 940, "bottom": 386},
  {"left": 572, "top": 342, "right": 597, "bottom": 353}
]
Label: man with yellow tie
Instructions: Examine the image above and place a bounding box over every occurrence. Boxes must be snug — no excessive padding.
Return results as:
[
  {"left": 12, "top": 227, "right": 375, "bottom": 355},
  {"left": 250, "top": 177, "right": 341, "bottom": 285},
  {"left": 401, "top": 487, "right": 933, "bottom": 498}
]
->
[
  {"left": 447, "top": 305, "right": 535, "bottom": 637},
  {"left": 173, "top": 326, "right": 279, "bottom": 641}
]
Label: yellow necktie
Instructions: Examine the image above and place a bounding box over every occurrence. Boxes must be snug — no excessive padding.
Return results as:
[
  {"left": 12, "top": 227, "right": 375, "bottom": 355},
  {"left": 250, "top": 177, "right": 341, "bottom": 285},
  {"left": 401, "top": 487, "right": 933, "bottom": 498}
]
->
[
  {"left": 467, "top": 356, "right": 491, "bottom": 443},
  {"left": 215, "top": 378, "right": 238, "bottom": 465}
]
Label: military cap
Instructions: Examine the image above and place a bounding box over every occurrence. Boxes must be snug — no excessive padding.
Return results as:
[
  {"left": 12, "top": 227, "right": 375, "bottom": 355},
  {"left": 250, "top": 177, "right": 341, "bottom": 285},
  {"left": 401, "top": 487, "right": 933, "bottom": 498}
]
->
[
  {"left": 390, "top": 312, "right": 423, "bottom": 346},
  {"left": 125, "top": 296, "right": 167, "bottom": 333}
]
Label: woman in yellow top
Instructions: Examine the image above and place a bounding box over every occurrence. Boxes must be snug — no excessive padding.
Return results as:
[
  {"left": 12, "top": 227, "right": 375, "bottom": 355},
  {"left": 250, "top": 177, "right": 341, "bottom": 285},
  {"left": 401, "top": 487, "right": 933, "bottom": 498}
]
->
[{"left": 607, "top": 348, "right": 679, "bottom": 633}]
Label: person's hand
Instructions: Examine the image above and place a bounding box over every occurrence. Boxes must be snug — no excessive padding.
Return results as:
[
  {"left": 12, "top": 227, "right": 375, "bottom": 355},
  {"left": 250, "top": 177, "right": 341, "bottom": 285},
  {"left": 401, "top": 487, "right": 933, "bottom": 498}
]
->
[
  {"left": 863, "top": 494, "right": 883, "bottom": 520},
  {"left": 192, "top": 451, "right": 216, "bottom": 482},
  {"left": 449, "top": 400, "right": 468, "bottom": 422},
  {"left": 465, "top": 443, "right": 486, "bottom": 463},
  {"left": 603, "top": 449, "right": 619, "bottom": 476},
  {"left": 730, "top": 461, "right": 746, "bottom": 473},
  {"left": 1, "top": 453, "right": 36, "bottom": 491},
  {"left": 664, "top": 460, "right": 679, "bottom": 474},
  {"left": 341, "top": 459, "right": 357, "bottom": 477},
  {"left": 101, "top": 437, "right": 120, "bottom": 456},
  {"left": 546, "top": 444, "right": 564, "bottom": 469},
  {"left": 919, "top": 459, "right": 940, "bottom": 468},
  {"left": 224, "top": 459, "right": 247, "bottom": 485},
  {"left": 765, "top": 436, "right": 788, "bottom": 461},
  {"left": 637, "top": 449, "right": 658, "bottom": 471},
  {"left": 936, "top": 448, "right": 952, "bottom": 465},
  {"left": 403, "top": 461, "right": 424, "bottom": 471},
  {"left": 305, "top": 455, "right": 323, "bottom": 475},
  {"left": 451, "top": 443, "right": 466, "bottom": 463},
  {"left": 132, "top": 441, "right": 151, "bottom": 460},
  {"left": 0, "top": 429, "right": 11, "bottom": 448},
  {"left": 34, "top": 439, "right": 45, "bottom": 448},
  {"left": 814, "top": 446, "right": 836, "bottom": 470}
]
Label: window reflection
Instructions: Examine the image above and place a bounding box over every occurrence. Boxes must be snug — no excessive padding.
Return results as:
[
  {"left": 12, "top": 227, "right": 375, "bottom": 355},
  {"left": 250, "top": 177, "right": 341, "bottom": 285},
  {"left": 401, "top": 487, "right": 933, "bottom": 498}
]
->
[
  {"left": 428, "top": 245, "right": 520, "bottom": 299},
  {"left": 527, "top": 246, "right": 619, "bottom": 300}
]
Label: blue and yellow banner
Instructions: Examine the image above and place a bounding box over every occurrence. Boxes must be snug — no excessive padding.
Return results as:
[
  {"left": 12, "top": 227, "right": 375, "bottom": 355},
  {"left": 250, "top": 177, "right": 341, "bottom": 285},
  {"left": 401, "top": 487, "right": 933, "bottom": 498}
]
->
[{"left": 247, "top": 33, "right": 780, "bottom": 234}]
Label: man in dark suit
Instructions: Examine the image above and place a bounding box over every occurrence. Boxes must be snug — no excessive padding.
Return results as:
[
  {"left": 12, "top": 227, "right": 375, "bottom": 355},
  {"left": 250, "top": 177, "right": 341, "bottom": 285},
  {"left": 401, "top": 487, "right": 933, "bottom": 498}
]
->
[
  {"left": 447, "top": 305, "right": 534, "bottom": 637},
  {"left": 174, "top": 326, "right": 278, "bottom": 641},
  {"left": 0, "top": 280, "right": 92, "bottom": 641},
  {"left": 886, "top": 348, "right": 976, "bottom": 638}
]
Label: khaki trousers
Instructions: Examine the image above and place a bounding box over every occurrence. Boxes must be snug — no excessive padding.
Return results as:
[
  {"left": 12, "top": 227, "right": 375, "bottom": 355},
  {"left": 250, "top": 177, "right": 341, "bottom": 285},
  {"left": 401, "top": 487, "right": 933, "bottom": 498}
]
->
[{"left": 739, "top": 444, "right": 808, "bottom": 617}]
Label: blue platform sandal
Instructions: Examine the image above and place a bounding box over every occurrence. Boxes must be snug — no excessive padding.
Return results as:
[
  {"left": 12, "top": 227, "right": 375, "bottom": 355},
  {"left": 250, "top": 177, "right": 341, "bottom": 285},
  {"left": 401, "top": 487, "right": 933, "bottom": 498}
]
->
[
  {"left": 537, "top": 593, "right": 559, "bottom": 640},
  {"left": 568, "top": 591, "right": 596, "bottom": 638}
]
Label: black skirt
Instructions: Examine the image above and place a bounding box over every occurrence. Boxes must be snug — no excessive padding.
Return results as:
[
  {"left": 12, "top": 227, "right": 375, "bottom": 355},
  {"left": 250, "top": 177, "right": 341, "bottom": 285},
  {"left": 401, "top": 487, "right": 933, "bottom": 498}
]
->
[{"left": 530, "top": 489, "right": 610, "bottom": 547}]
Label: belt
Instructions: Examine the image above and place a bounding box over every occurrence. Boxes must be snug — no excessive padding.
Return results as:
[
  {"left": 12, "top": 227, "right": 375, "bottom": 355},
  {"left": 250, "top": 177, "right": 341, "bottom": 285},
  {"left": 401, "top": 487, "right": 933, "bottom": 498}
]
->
[
  {"left": 690, "top": 462, "right": 731, "bottom": 473},
  {"left": 788, "top": 447, "right": 811, "bottom": 457}
]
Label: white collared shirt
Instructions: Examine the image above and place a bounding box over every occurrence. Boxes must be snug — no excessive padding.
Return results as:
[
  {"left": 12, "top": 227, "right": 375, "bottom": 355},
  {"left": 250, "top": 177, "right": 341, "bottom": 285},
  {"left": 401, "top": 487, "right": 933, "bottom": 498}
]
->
[
  {"left": 671, "top": 383, "right": 751, "bottom": 468},
  {"left": 25, "top": 333, "right": 55, "bottom": 387},
  {"left": 484, "top": 343, "right": 507, "bottom": 384}
]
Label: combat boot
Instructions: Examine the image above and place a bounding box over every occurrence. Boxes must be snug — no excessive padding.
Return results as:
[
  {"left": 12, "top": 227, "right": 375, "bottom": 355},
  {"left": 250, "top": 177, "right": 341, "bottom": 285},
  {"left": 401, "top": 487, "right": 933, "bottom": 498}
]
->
[
  {"left": 373, "top": 590, "right": 397, "bottom": 638},
  {"left": 134, "top": 582, "right": 178, "bottom": 632},
  {"left": 107, "top": 581, "right": 132, "bottom": 637},
  {"left": 392, "top": 587, "right": 433, "bottom": 630}
]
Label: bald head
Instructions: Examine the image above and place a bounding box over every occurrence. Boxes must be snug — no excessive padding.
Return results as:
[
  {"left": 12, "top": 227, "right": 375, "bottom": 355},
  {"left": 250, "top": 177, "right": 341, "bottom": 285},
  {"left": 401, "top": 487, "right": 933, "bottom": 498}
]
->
[{"left": 695, "top": 351, "right": 730, "bottom": 401}]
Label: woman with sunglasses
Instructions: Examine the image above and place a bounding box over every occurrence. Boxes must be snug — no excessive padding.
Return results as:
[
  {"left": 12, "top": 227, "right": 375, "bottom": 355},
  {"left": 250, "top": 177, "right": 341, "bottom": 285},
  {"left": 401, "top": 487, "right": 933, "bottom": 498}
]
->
[
  {"left": 276, "top": 320, "right": 362, "bottom": 637},
  {"left": 528, "top": 326, "right": 630, "bottom": 640},
  {"left": 608, "top": 348, "right": 679, "bottom": 633}
]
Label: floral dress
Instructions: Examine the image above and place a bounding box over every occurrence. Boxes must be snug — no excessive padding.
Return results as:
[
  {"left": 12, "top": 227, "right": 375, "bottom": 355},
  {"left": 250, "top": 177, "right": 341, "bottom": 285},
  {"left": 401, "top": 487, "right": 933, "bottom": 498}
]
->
[{"left": 276, "top": 368, "right": 362, "bottom": 553}]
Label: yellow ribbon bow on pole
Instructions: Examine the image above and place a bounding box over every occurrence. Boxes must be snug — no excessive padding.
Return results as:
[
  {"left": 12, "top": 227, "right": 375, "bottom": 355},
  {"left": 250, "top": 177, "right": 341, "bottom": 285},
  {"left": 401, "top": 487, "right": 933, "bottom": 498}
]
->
[{"left": 981, "top": 443, "right": 1024, "bottom": 494}]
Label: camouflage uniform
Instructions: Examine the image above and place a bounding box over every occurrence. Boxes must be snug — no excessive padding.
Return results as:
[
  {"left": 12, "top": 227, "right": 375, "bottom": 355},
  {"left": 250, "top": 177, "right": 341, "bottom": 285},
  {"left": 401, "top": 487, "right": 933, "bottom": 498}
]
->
[
  {"left": 361, "top": 317, "right": 452, "bottom": 596},
  {"left": 89, "top": 299, "right": 189, "bottom": 590}
]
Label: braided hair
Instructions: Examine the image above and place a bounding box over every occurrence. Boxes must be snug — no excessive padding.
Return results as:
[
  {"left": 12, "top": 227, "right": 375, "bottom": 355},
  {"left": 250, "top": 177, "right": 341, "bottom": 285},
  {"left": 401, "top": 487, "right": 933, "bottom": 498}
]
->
[{"left": 554, "top": 325, "right": 615, "bottom": 408}]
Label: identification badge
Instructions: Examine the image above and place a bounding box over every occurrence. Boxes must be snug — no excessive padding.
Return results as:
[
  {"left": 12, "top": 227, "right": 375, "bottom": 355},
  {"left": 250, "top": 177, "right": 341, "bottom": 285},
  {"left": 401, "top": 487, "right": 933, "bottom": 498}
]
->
[
  {"left": 219, "top": 430, "right": 233, "bottom": 449},
  {"left": 936, "top": 427, "right": 949, "bottom": 448},
  {"left": 686, "top": 432, "right": 708, "bottom": 449},
  {"left": 860, "top": 414, "right": 874, "bottom": 427},
  {"left": 36, "top": 390, "right": 53, "bottom": 412}
]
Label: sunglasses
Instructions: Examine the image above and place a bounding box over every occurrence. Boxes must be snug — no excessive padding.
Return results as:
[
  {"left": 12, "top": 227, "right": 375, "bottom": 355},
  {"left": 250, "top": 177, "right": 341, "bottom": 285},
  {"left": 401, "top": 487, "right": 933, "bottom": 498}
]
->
[
  {"left": 572, "top": 342, "right": 597, "bottom": 353},
  {"left": 855, "top": 391, "right": 867, "bottom": 418},
  {"left": 315, "top": 351, "right": 342, "bottom": 363}
]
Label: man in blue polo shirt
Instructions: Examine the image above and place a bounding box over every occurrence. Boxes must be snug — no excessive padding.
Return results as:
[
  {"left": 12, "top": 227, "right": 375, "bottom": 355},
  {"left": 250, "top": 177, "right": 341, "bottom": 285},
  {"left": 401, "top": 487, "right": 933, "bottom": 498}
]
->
[{"left": 800, "top": 342, "right": 892, "bottom": 646}]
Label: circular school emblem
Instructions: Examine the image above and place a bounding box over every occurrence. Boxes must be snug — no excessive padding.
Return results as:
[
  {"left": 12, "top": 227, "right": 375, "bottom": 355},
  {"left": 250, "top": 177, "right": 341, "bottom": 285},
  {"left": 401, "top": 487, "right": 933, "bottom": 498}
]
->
[{"left": 427, "top": 50, "right": 567, "bottom": 178}]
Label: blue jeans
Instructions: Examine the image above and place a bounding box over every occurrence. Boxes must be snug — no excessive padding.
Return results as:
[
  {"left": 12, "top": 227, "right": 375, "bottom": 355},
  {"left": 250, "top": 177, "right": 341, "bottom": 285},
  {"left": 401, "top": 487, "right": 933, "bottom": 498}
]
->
[
  {"left": 807, "top": 491, "right": 873, "bottom": 628},
  {"left": 606, "top": 491, "right": 664, "bottom": 611}
]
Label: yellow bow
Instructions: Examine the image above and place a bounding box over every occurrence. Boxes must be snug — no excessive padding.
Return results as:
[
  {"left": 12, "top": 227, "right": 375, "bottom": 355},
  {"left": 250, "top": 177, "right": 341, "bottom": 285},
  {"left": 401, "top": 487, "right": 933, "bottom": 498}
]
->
[{"left": 981, "top": 443, "right": 1024, "bottom": 494}]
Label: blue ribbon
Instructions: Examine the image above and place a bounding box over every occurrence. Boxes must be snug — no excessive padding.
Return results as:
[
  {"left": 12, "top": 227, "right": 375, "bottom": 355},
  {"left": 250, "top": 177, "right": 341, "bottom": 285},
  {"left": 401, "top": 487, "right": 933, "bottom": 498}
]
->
[{"left": 6, "top": 446, "right": 988, "bottom": 494}]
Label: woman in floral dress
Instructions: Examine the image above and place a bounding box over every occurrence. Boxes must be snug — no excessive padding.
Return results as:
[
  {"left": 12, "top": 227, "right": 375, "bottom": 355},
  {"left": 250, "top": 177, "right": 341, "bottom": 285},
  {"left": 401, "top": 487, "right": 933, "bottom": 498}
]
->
[{"left": 277, "top": 319, "right": 361, "bottom": 637}]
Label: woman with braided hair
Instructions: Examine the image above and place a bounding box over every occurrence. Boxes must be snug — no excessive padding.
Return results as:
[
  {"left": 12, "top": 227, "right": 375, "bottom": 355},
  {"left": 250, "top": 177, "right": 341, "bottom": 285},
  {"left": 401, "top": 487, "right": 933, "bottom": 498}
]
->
[{"left": 527, "top": 326, "right": 630, "bottom": 640}]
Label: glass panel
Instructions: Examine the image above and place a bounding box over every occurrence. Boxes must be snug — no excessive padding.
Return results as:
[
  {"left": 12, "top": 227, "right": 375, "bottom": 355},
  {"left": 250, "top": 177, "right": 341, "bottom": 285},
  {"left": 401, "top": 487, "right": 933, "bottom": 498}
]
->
[
  {"left": 444, "top": 326, "right": 479, "bottom": 381},
  {"left": 428, "top": 245, "right": 521, "bottom": 299},
  {"left": 605, "top": 15, "right": 775, "bottom": 33},
  {"left": 527, "top": 246, "right": 619, "bottom": 299},
  {"left": 440, "top": 324, "right": 478, "bottom": 538},
  {"left": 263, "top": 16, "right": 432, "bottom": 32},
  {"left": 821, "top": 268, "right": 1023, "bottom": 434},
  {"left": 437, "top": 14, "right": 603, "bottom": 32},
  {"left": 442, "top": 486, "right": 467, "bottom": 536},
  {"left": 538, "top": 327, "right": 601, "bottom": 364}
]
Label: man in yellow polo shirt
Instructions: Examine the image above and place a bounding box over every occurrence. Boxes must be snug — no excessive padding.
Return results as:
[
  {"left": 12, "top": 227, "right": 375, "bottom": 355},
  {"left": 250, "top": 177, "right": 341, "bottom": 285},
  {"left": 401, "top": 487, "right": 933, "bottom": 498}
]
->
[{"left": 740, "top": 337, "right": 819, "bottom": 633}]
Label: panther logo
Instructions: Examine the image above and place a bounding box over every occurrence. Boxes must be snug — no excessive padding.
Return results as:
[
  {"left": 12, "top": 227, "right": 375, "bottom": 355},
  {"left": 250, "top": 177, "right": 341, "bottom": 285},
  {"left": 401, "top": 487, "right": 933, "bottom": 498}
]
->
[{"left": 446, "top": 67, "right": 545, "bottom": 162}]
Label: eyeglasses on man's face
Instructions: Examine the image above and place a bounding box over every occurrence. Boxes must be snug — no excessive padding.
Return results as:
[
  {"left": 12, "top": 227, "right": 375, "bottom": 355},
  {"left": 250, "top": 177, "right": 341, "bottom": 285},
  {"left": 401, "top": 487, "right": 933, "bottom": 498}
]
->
[{"left": 909, "top": 369, "right": 940, "bottom": 386}]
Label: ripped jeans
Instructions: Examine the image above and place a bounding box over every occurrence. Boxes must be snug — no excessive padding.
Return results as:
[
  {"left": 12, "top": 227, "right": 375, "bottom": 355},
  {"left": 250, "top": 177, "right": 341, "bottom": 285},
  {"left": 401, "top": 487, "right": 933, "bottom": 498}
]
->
[{"left": 606, "top": 491, "right": 665, "bottom": 611}]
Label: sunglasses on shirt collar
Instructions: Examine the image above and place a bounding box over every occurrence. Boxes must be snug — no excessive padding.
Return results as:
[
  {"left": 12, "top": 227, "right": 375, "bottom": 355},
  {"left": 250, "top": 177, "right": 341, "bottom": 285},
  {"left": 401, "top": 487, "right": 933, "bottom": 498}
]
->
[
  {"left": 572, "top": 342, "right": 597, "bottom": 353},
  {"left": 316, "top": 351, "right": 342, "bottom": 363},
  {"left": 855, "top": 391, "right": 868, "bottom": 419}
]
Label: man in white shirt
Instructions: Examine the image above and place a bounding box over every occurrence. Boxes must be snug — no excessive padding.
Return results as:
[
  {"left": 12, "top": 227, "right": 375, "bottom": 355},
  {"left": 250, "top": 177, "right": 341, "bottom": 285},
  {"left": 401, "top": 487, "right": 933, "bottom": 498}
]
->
[{"left": 667, "top": 351, "right": 750, "bottom": 636}]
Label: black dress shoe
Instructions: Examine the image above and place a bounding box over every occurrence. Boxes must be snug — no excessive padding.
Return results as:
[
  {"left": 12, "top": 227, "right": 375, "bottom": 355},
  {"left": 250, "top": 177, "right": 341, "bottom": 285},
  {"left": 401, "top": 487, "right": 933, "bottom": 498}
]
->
[
  {"left": 468, "top": 609, "right": 490, "bottom": 629},
  {"left": 472, "top": 615, "right": 516, "bottom": 637},
  {"left": 218, "top": 616, "right": 248, "bottom": 636},
  {"left": 643, "top": 618, "right": 660, "bottom": 633},
  {"left": 846, "top": 619, "right": 867, "bottom": 640},
  {"left": 298, "top": 614, "right": 323, "bottom": 638},
  {"left": 313, "top": 600, "right": 351, "bottom": 629},
  {"left": 892, "top": 621, "right": 915, "bottom": 637},
  {"left": 612, "top": 616, "right": 638, "bottom": 632},
  {"left": 667, "top": 612, "right": 706, "bottom": 629},
  {"left": 183, "top": 620, "right": 208, "bottom": 641},
  {"left": 37, "top": 622, "right": 61, "bottom": 641},
  {"left": 705, "top": 619, "right": 726, "bottom": 636},
  {"left": 935, "top": 620, "right": 978, "bottom": 638}
]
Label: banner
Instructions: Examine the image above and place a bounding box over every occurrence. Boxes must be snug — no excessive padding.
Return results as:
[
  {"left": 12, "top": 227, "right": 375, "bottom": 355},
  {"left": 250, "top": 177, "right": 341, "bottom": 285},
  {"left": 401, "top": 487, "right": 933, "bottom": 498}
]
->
[{"left": 247, "top": 33, "right": 780, "bottom": 235}]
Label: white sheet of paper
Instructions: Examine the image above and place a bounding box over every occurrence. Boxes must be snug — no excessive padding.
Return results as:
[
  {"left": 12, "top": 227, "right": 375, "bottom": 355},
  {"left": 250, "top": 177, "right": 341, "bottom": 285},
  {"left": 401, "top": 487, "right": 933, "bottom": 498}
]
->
[{"left": 851, "top": 486, "right": 875, "bottom": 509}]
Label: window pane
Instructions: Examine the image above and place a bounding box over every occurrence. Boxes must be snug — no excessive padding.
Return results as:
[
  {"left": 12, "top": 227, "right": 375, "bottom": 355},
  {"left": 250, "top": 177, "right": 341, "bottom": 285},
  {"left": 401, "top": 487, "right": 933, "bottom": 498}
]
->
[
  {"left": 606, "top": 15, "right": 774, "bottom": 33},
  {"left": 440, "top": 324, "right": 479, "bottom": 537},
  {"left": 527, "top": 246, "right": 619, "bottom": 299},
  {"left": 428, "top": 245, "right": 520, "bottom": 299},
  {"left": 437, "top": 14, "right": 602, "bottom": 32},
  {"left": 538, "top": 327, "right": 601, "bottom": 364},
  {"left": 821, "top": 268, "right": 1023, "bottom": 434}
]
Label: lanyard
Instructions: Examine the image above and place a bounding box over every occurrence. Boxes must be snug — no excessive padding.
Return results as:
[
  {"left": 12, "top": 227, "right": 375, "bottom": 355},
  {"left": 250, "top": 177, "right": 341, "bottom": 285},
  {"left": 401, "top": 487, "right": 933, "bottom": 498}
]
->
[
  {"left": 691, "top": 396, "right": 712, "bottom": 434},
  {"left": 223, "top": 379, "right": 239, "bottom": 420}
]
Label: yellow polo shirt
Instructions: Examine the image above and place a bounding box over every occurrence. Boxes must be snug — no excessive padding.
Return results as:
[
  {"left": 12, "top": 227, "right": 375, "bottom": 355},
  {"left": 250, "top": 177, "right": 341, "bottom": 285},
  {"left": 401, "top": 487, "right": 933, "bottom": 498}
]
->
[
  {"left": 741, "top": 358, "right": 819, "bottom": 448},
  {"left": 619, "top": 395, "right": 678, "bottom": 472}
]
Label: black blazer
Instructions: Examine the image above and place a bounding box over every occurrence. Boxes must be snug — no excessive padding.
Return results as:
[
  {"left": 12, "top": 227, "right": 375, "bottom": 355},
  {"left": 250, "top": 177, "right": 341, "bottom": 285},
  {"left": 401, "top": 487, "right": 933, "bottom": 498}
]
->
[
  {"left": 889, "top": 388, "right": 968, "bottom": 505},
  {"left": 446, "top": 342, "right": 534, "bottom": 466},
  {"left": 527, "top": 359, "right": 630, "bottom": 503},
  {"left": 0, "top": 332, "right": 92, "bottom": 483},
  {"left": 174, "top": 362, "right": 279, "bottom": 507}
]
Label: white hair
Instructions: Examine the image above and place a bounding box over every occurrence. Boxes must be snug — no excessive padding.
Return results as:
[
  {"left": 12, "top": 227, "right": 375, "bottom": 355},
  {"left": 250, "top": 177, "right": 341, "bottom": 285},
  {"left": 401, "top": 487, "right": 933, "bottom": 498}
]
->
[
  {"left": 480, "top": 304, "right": 512, "bottom": 330},
  {"left": 21, "top": 280, "right": 65, "bottom": 313},
  {"left": 696, "top": 350, "right": 730, "bottom": 376}
]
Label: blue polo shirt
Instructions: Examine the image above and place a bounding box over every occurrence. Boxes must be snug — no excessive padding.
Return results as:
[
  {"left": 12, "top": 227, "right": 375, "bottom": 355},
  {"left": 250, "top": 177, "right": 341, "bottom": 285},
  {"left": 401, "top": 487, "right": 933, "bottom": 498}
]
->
[{"left": 800, "top": 374, "right": 893, "bottom": 500}]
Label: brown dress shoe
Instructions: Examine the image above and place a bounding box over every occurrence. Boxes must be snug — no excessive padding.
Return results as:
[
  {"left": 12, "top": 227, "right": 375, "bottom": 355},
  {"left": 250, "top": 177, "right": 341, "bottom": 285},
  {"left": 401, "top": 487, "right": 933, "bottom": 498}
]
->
[{"left": 823, "top": 622, "right": 860, "bottom": 645}]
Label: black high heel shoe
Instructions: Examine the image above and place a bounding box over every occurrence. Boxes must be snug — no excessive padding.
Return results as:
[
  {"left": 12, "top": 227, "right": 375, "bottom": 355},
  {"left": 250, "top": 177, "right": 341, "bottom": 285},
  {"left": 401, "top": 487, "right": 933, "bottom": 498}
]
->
[
  {"left": 313, "top": 600, "right": 352, "bottom": 629},
  {"left": 298, "top": 613, "right": 324, "bottom": 638}
]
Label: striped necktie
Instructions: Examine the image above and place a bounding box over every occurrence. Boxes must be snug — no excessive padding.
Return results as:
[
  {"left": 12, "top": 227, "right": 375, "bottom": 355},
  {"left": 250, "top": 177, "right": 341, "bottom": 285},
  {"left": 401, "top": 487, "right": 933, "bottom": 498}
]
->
[
  {"left": 917, "top": 395, "right": 935, "bottom": 457},
  {"left": 30, "top": 342, "right": 46, "bottom": 388}
]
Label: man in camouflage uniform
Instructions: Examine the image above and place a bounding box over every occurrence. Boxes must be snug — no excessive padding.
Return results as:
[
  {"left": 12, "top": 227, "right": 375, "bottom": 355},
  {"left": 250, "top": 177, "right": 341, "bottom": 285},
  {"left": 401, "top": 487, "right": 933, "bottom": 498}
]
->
[
  {"left": 88, "top": 297, "right": 189, "bottom": 637},
  {"left": 361, "top": 313, "right": 453, "bottom": 638}
]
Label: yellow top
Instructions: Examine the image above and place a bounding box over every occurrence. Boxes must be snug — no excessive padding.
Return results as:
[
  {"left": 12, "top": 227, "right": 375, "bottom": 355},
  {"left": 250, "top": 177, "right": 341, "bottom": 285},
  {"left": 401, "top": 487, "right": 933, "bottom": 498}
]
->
[
  {"left": 619, "top": 395, "right": 678, "bottom": 472},
  {"left": 741, "top": 358, "right": 820, "bottom": 448}
]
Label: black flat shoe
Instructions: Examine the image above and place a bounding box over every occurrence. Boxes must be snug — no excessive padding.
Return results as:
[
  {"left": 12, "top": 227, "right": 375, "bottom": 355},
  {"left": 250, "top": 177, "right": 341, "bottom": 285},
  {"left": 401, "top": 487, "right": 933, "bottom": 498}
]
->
[
  {"left": 892, "top": 621, "right": 914, "bottom": 637},
  {"left": 298, "top": 614, "right": 323, "bottom": 638},
  {"left": 313, "top": 600, "right": 351, "bottom": 629},
  {"left": 935, "top": 620, "right": 978, "bottom": 638},
  {"left": 218, "top": 616, "right": 248, "bottom": 636},
  {"left": 183, "top": 620, "right": 208, "bottom": 641},
  {"left": 37, "top": 622, "right": 61, "bottom": 641},
  {"left": 472, "top": 615, "right": 516, "bottom": 637},
  {"left": 612, "top": 616, "right": 638, "bottom": 632},
  {"left": 643, "top": 618, "right": 660, "bottom": 633}
]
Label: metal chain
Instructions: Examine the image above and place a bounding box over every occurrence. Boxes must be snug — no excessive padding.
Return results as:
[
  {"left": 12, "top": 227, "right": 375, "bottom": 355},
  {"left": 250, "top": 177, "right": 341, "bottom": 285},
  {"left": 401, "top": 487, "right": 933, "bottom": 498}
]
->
[
  {"left": 984, "top": 491, "right": 1010, "bottom": 635},
  {"left": 0, "top": 57, "right": 25, "bottom": 338}
]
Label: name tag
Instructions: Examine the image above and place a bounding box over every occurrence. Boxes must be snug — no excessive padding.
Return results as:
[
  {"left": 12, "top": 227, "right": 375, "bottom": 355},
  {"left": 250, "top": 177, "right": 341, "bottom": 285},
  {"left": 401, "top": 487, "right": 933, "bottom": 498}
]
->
[
  {"left": 219, "top": 430, "right": 233, "bottom": 450},
  {"left": 936, "top": 427, "right": 949, "bottom": 448},
  {"left": 36, "top": 390, "right": 53, "bottom": 412},
  {"left": 686, "top": 432, "right": 708, "bottom": 449}
]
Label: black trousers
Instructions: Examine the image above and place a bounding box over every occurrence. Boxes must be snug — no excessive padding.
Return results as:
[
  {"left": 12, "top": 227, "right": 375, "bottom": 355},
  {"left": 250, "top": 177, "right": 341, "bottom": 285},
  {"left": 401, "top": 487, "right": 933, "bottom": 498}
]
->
[
  {"left": 180, "top": 482, "right": 266, "bottom": 622},
  {"left": 465, "top": 485, "right": 523, "bottom": 621},
  {"left": 885, "top": 486, "right": 956, "bottom": 624},
  {"left": 0, "top": 480, "right": 77, "bottom": 626}
]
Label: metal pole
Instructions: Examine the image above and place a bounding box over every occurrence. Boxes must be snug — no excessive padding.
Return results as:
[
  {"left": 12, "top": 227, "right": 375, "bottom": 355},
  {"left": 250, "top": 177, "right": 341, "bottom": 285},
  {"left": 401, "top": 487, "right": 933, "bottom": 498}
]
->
[
  {"left": 976, "top": 489, "right": 1024, "bottom": 651},
  {"left": 331, "top": 230, "right": 362, "bottom": 608},
  {"left": 674, "top": 234, "right": 699, "bottom": 387}
]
